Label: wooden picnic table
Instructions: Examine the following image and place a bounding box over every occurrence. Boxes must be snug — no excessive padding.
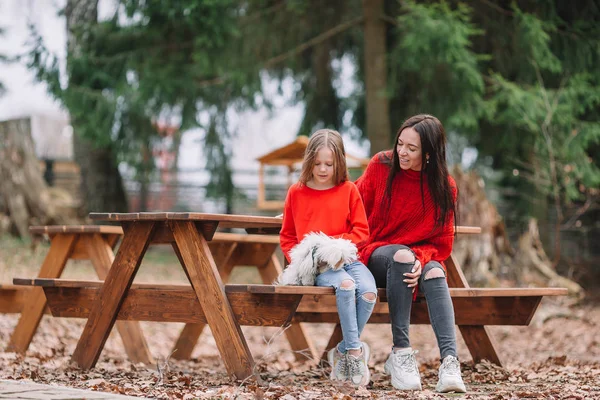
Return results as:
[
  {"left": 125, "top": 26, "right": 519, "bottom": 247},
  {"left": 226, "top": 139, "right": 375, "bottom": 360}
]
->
[
  {"left": 4, "top": 223, "right": 315, "bottom": 363},
  {"left": 11, "top": 212, "right": 567, "bottom": 380}
]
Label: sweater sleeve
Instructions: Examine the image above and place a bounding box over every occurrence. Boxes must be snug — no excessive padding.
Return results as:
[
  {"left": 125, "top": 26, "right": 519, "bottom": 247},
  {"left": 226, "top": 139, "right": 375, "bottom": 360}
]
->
[
  {"left": 338, "top": 183, "right": 369, "bottom": 247},
  {"left": 279, "top": 187, "right": 299, "bottom": 262}
]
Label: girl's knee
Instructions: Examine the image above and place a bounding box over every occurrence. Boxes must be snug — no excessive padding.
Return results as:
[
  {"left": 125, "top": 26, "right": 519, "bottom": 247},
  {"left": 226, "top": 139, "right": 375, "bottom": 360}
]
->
[
  {"left": 361, "top": 292, "right": 377, "bottom": 302},
  {"left": 393, "top": 249, "right": 415, "bottom": 264},
  {"left": 340, "top": 279, "right": 355, "bottom": 290}
]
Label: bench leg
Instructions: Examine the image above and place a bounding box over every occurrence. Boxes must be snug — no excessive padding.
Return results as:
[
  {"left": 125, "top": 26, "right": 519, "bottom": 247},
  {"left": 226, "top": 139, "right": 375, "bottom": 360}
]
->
[
  {"left": 7, "top": 234, "right": 77, "bottom": 353},
  {"left": 172, "top": 221, "right": 254, "bottom": 380},
  {"left": 320, "top": 323, "right": 343, "bottom": 362},
  {"left": 86, "top": 234, "right": 153, "bottom": 365},
  {"left": 459, "top": 325, "right": 502, "bottom": 365},
  {"left": 259, "top": 255, "right": 319, "bottom": 361},
  {"left": 171, "top": 323, "right": 206, "bottom": 360},
  {"left": 71, "top": 221, "right": 155, "bottom": 369},
  {"left": 445, "top": 254, "right": 503, "bottom": 366}
]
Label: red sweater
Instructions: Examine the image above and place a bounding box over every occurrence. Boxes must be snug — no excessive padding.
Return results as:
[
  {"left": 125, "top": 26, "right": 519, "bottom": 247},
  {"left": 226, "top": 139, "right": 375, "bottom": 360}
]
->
[
  {"left": 280, "top": 181, "right": 369, "bottom": 262},
  {"left": 355, "top": 151, "right": 457, "bottom": 268}
]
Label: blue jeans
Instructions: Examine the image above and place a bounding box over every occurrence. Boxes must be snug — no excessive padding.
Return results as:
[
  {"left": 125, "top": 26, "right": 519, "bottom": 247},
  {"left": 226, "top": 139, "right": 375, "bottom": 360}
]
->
[{"left": 316, "top": 261, "right": 377, "bottom": 353}]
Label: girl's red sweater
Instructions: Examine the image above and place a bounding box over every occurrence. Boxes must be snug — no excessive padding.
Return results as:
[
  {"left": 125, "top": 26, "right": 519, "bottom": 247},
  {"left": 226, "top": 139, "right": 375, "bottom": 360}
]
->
[
  {"left": 355, "top": 151, "right": 457, "bottom": 268},
  {"left": 280, "top": 180, "right": 369, "bottom": 262}
]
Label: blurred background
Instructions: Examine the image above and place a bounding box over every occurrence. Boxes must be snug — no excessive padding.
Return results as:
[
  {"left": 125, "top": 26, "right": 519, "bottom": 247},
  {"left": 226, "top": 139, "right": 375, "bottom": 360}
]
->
[{"left": 0, "top": 0, "right": 598, "bottom": 295}]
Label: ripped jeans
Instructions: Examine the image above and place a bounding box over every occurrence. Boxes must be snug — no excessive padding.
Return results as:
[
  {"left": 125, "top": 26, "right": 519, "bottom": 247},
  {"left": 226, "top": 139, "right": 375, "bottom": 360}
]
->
[
  {"left": 368, "top": 245, "right": 458, "bottom": 360},
  {"left": 316, "top": 261, "right": 378, "bottom": 353}
]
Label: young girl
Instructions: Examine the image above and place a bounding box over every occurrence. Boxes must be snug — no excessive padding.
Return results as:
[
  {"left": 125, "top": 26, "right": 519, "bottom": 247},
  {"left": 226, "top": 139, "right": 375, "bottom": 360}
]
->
[{"left": 280, "top": 129, "right": 377, "bottom": 387}]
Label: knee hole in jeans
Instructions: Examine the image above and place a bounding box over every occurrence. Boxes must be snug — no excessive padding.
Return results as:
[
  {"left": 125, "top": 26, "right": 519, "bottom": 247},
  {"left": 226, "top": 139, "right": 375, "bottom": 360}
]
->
[
  {"left": 361, "top": 292, "right": 377, "bottom": 303},
  {"left": 424, "top": 267, "right": 445, "bottom": 280},
  {"left": 393, "top": 249, "right": 415, "bottom": 264},
  {"left": 340, "top": 279, "right": 355, "bottom": 290}
]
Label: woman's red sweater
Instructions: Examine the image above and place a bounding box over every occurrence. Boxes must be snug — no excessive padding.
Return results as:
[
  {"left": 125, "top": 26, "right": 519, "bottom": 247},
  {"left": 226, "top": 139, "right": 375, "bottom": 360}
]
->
[{"left": 355, "top": 151, "right": 457, "bottom": 268}]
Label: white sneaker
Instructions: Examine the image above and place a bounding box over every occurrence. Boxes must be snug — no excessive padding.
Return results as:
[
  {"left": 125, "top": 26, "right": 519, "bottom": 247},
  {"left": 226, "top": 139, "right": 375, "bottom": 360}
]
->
[
  {"left": 436, "top": 355, "right": 467, "bottom": 393},
  {"left": 346, "top": 342, "right": 371, "bottom": 386},
  {"left": 383, "top": 348, "right": 422, "bottom": 390},
  {"left": 327, "top": 347, "right": 347, "bottom": 381}
]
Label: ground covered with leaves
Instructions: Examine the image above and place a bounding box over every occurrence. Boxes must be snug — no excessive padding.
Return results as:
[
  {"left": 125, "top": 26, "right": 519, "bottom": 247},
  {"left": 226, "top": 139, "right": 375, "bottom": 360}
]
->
[{"left": 1, "top": 239, "right": 599, "bottom": 399}]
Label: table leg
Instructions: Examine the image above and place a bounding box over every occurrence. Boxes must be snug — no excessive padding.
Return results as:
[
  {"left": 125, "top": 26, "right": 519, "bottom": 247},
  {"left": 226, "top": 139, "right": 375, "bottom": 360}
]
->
[
  {"left": 86, "top": 233, "right": 153, "bottom": 365},
  {"left": 259, "top": 254, "right": 318, "bottom": 362},
  {"left": 71, "top": 221, "right": 155, "bottom": 369},
  {"left": 169, "top": 242, "right": 238, "bottom": 361},
  {"left": 7, "top": 234, "right": 77, "bottom": 353},
  {"left": 171, "top": 221, "right": 254, "bottom": 380}
]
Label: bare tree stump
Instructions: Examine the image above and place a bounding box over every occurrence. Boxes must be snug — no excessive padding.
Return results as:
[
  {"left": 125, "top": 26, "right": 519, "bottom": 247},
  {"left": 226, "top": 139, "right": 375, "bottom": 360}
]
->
[
  {"left": 451, "top": 166, "right": 581, "bottom": 295},
  {"left": 0, "top": 118, "right": 70, "bottom": 238},
  {"left": 451, "top": 166, "right": 515, "bottom": 286}
]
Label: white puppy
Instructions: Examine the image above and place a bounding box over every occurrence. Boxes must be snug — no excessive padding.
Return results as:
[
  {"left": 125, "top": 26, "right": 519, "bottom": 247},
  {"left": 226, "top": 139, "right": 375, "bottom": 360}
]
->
[{"left": 276, "top": 232, "right": 358, "bottom": 286}]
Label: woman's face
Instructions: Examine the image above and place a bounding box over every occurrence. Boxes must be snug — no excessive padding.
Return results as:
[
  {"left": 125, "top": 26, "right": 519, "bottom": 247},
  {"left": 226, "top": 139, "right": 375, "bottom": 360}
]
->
[{"left": 396, "top": 127, "right": 423, "bottom": 171}]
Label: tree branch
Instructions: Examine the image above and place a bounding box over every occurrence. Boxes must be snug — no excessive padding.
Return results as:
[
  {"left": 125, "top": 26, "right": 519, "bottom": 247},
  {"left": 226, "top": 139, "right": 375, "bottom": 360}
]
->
[{"left": 262, "top": 16, "right": 364, "bottom": 68}]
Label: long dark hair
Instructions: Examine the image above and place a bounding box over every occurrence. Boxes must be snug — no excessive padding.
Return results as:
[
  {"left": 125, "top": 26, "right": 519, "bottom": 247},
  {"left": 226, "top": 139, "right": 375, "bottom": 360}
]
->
[{"left": 385, "top": 114, "right": 457, "bottom": 231}]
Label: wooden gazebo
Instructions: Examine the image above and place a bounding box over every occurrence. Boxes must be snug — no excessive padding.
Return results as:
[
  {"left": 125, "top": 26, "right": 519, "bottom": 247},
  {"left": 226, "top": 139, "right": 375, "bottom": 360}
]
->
[{"left": 255, "top": 136, "right": 369, "bottom": 210}]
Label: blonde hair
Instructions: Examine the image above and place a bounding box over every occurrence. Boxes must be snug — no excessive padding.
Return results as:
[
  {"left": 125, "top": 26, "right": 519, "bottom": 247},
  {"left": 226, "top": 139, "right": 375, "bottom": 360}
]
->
[{"left": 299, "top": 129, "right": 349, "bottom": 186}]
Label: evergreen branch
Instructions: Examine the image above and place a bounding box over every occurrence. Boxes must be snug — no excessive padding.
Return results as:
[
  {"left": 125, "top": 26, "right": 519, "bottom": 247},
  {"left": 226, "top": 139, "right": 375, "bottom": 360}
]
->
[
  {"left": 196, "top": 16, "right": 364, "bottom": 88},
  {"left": 240, "top": 1, "right": 286, "bottom": 24},
  {"left": 379, "top": 14, "right": 398, "bottom": 26},
  {"left": 477, "top": 0, "right": 513, "bottom": 16},
  {"left": 262, "top": 16, "right": 364, "bottom": 68}
]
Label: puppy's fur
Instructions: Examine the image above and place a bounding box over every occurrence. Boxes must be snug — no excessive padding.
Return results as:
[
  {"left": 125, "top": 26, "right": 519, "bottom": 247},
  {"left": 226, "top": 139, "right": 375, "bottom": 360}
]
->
[{"left": 276, "top": 232, "right": 358, "bottom": 286}]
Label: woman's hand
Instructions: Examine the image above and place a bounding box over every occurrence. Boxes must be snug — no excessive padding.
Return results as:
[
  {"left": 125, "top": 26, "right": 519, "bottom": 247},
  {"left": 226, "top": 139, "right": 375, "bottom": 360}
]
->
[{"left": 403, "top": 260, "right": 422, "bottom": 293}]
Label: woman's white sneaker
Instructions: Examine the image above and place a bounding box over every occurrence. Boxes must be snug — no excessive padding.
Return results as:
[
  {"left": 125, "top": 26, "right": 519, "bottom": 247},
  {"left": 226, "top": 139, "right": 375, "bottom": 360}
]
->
[
  {"left": 383, "top": 348, "right": 422, "bottom": 390},
  {"left": 436, "top": 355, "right": 467, "bottom": 393}
]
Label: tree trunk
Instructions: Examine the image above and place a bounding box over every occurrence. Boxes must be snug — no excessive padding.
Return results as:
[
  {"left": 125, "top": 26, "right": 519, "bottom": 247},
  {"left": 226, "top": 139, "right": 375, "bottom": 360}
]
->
[
  {"left": 362, "top": 0, "right": 391, "bottom": 155},
  {"left": 65, "top": 0, "right": 128, "bottom": 216},
  {"left": 72, "top": 135, "right": 128, "bottom": 215},
  {"left": 0, "top": 119, "right": 70, "bottom": 237}
]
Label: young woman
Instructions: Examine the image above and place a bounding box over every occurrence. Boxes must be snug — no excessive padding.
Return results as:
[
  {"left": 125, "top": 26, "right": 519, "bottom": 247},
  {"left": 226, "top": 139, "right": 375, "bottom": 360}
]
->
[
  {"left": 280, "top": 129, "right": 377, "bottom": 387},
  {"left": 356, "top": 114, "right": 467, "bottom": 393}
]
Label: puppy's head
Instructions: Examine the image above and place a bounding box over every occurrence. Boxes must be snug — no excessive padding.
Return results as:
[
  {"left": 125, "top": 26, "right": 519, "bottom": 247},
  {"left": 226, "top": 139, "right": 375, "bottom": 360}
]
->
[{"left": 314, "top": 238, "right": 358, "bottom": 272}]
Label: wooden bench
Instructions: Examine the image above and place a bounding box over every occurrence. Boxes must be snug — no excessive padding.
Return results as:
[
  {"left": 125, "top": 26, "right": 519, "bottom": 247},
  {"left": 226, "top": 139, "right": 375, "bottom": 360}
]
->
[
  {"left": 4, "top": 224, "right": 314, "bottom": 362},
  {"left": 9, "top": 213, "right": 567, "bottom": 380},
  {"left": 13, "top": 278, "right": 567, "bottom": 358}
]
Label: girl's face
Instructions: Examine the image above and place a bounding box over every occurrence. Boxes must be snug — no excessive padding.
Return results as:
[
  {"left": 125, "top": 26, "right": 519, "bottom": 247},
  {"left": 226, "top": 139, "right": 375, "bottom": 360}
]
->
[
  {"left": 311, "top": 146, "right": 335, "bottom": 187},
  {"left": 396, "top": 127, "right": 424, "bottom": 171}
]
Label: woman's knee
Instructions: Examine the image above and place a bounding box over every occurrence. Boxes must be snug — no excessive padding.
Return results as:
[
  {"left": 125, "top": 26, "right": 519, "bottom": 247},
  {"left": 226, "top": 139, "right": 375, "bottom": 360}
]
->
[
  {"left": 422, "top": 261, "right": 446, "bottom": 280},
  {"left": 393, "top": 248, "right": 416, "bottom": 264}
]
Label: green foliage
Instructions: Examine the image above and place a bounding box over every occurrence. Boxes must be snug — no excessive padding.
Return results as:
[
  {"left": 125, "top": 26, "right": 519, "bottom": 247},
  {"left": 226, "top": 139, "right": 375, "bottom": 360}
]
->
[
  {"left": 487, "top": 72, "right": 600, "bottom": 205},
  {"left": 389, "top": 1, "right": 486, "bottom": 132}
]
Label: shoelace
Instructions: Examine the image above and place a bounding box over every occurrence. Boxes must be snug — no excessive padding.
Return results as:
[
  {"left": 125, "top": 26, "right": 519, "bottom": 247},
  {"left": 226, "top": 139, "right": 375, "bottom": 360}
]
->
[
  {"left": 442, "top": 356, "right": 460, "bottom": 376},
  {"left": 394, "top": 351, "right": 419, "bottom": 373},
  {"left": 347, "top": 355, "right": 364, "bottom": 378},
  {"left": 335, "top": 354, "right": 348, "bottom": 377}
]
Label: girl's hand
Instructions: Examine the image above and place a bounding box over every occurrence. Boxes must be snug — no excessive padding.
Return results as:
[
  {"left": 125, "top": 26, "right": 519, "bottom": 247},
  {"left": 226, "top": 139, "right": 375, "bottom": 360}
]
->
[{"left": 403, "top": 260, "right": 422, "bottom": 293}]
